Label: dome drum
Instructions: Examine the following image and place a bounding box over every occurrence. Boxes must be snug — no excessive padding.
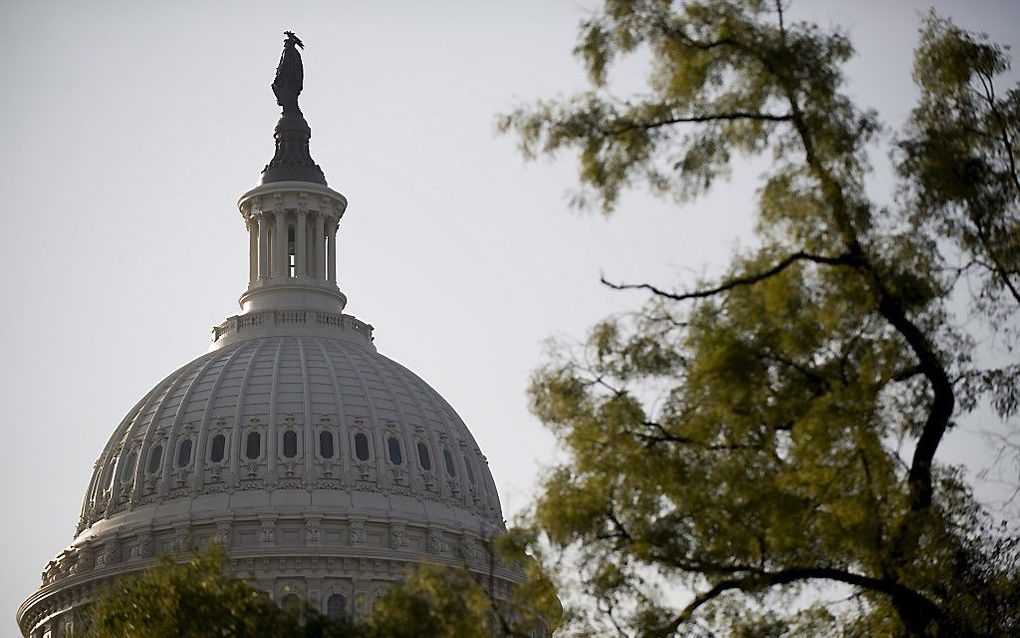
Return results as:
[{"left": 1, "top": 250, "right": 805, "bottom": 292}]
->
[{"left": 23, "top": 516, "right": 517, "bottom": 636}]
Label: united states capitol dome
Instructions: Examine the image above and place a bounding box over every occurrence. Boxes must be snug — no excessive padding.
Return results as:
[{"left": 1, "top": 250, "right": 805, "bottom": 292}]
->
[
  {"left": 18, "top": 33, "right": 519, "bottom": 638},
  {"left": 75, "top": 330, "right": 502, "bottom": 540}
]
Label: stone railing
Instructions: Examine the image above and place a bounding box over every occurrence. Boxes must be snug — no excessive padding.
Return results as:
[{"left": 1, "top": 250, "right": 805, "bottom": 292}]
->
[{"left": 212, "top": 311, "right": 374, "bottom": 344}]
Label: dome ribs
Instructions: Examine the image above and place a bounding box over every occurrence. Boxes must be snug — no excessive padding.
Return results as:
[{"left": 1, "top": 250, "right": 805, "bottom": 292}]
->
[
  {"left": 325, "top": 339, "right": 382, "bottom": 484},
  {"left": 191, "top": 342, "right": 251, "bottom": 490},
  {"left": 409, "top": 366, "right": 499, "bottom": 523},
  {"left": 229, "top": 338, "right": 272, "bottom": 490},
  {"left": 296, "top": 337, "right": 315, "bottom": 482},
  {"left": 91, "top": 364, "right": 181, "bottom": 521},
  {"left": 357, "top": 348, "right": 415, "bottom": 492},
  {"left": 378, "top": 357, "right": 443, "bottom": 500},
  {"left": 79, "top": 388, "right": 154, "bottom": 533},
  {"left": 264, "top": 338, "right": 287, "bottom": 486},
  {"left": 314, "top": 338, "right": 349, "bottom": 485},
  {"left": 146, "top": 352, "right": 223, "bottom": 506}
]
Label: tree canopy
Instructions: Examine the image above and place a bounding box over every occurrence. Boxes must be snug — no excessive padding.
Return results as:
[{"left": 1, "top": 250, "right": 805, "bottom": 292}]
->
[
  {"left": 499, "top": 1, "right": 1020, "bottom": 636},
  {"left": 80, "top": 542, "right": 559, "bottom": 638},
  {"left": 82, "top": 546, "right": 342, "bottom": 638}
]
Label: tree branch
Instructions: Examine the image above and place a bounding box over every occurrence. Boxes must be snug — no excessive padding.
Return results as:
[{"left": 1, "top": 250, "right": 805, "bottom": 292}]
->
[
  {"left": 605, "top": 111, "right": 794, "bottom": 137},
  {"left": 660, "top": 566, "right": 945, "bottom": 636},
  {"left": 776, "top": 58, "right": 955, "bottom": 521},
  {"left": 600, "top": 251, "right": 859, "bottom": 301}
]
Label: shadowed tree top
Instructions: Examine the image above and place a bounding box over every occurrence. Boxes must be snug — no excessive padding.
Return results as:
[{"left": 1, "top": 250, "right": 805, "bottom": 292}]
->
[{"left": 272, "top": 31, "right": 304, "bottom": 115}]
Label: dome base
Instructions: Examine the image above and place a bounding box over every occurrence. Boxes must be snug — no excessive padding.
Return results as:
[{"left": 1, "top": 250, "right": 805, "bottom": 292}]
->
[
  {"left": 239, "top": 277, "right": 347, "bottom": 315},
  {"left": 211, "top": 310, "right": 372, "bottom": 350}
]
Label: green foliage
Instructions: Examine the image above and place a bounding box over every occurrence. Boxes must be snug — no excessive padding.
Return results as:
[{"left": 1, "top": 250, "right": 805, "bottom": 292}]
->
[
  {"left": 501, "top": 1, "right": 1020, "bottom": 636},
  {"left": 80, "top": 543, "right": 559, "bottom": 638},
  {"left": 899, "top": 12, "right": 1020, "bottom": 324},
  {"left": 367, "top": 538, "right": 561, "bottom": 638},
  {"left": 367, "top": 564, "right": 496, "bottom": 638},
  {"left": 82, "top": 545, "right": 358, "bottom": 638}
]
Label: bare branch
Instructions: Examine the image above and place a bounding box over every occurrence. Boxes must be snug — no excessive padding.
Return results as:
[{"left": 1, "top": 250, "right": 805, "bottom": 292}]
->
[
  {"left": 600, "top": 251, "right": 859, "bottom": 302},
  {"left": 660, "top": 566, "right": 945, "bottom": 636},
  {"left": 604, "top": 111, "right": 793, "bottom": 137}
]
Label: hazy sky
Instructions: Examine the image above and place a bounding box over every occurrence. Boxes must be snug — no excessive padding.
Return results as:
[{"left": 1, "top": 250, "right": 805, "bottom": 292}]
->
[{"left": 2, "top": 0, "right": 1018, "bottom": 633}]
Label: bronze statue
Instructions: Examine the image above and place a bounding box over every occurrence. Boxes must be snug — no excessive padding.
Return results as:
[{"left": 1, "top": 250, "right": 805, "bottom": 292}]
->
[
  {"left": 272, "top": 31, "right": 305, "bottom": 114},
  {"left": 261, "top": 31, "right": 326, "bottom": 186}
]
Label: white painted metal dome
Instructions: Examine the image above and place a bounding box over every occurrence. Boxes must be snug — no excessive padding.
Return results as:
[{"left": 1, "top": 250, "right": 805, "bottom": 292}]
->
[
  {"left": 18, "top": 38, "right": 520, "bottom": 638},
  {"left": 77, "top": 331, "right": 503, "bottom": 539}
]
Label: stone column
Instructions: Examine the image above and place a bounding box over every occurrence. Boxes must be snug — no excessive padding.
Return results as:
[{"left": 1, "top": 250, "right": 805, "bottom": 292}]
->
[
  {"left": 306, "top": 219, "right": 316, "bottom": 278},
  {"left": 257, "top": 213, "right": 270, "bottom": 281},
  {"left": 326, "top": 219, "right": 337, "bottom": 284},
  {"left": 248, "top": 220, "right": 258, "bottom": 285},
  {"left": 318, "top": 215, "right": 328, "bottom": 282},
  {"left": 311, "top": 214, "right": 323, "bottom": 280},
  {"left": 274, "top": 211, "right": 287, "bottom": 278},
  {"left": 295, "top": 211, "right": 307, "bottom": 277}
]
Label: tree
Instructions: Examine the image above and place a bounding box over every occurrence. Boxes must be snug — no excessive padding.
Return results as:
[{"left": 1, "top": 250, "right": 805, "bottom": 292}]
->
[
  {"left": 82, "top": 546, "right": 360, "bottom": 638},
  {"left": 499, "top": 1, "right": 1020, "bottom": 636},
  {"left": 367, "top": 536, "right": 562, "bottom": 638},
  {"left": 81, "top": 541, "right": 559, "bottom": 638}
]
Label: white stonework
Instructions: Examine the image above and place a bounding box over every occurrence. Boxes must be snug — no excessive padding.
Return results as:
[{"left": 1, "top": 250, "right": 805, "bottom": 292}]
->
[{"left": 17, "top": 172, "right": 521, "bottom": 638}]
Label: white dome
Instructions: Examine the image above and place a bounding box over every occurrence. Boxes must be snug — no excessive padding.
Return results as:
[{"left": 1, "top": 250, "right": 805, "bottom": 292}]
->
[
  {"left": 78, "top": 331, "right": 503, "bottom": 539},
  {"left": 18, "top": 54, "right": 523, "bottom": 632},
  {"left": 19, "top": 323, "right": 518, "bottom": 636}
]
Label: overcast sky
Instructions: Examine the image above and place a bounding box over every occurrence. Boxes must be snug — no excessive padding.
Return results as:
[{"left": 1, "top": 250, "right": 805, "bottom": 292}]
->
[{"left": 2, "top": 1, "right": 1018, "bottom": 634}]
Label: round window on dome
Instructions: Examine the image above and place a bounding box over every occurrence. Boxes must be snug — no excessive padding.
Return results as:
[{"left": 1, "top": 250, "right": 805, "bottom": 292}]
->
[
  {"left": 283, "top": 430, "right": 298, "bottom": 458},
  {"left": 246, "top": 431, "right": 261, "bottom": 460},
  {"left": 177, "top": 439, "right": 193, "bottom": 468},
  {"left": 147, "top": 445, "right": 163, "bottom": 474},
  {"left": 417, "top": 442, "right": 432, "bottom": 470},
  {"left": 354, "top": 433, "right": 370, "bottom": 461},
  {"left": 388, "top": 437, "right": 403, "bottom": 465},
  {"left": 319, "top": 431, "right": 335, "bottom": 459},
  {"left": 210, "top": 434, "right": 226, "bottom": 463}
]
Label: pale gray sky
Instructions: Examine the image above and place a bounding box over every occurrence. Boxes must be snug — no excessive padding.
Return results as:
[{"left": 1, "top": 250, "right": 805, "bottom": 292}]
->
[{"left": 2, "top": 1, "right": 1018, "bottom": 634}]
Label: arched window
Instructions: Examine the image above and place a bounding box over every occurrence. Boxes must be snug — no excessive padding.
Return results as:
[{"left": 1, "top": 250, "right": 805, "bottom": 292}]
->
[
  {"left": 283, "top": 430, "right": 298, "bottom": 458},
  {"left": 210, "top": 435, "right": 226, "bottom": 463},
  {"left": 388, "top": 437, "right": 403, "bottom": 465},
  {"left": 354, "top": 433, "right": 370, "bottom": 461},
  {"left": 463, "top": 455, "right": 475, "bottom": 484},
  {"left": 177, "top": 439, "right": 193, "bottom": 467},
  {"left": 121, "top": 450, "right": 137, "bottom": 482},
  {"left": 319, "top": 431, "right": 335, "bottom": 459},
  {"left": 326, "top": 593, "right": 347, "bottom": 621},
  {"left": 417, "top": 442, "right": 431, "bottom": 470},
  {"left": 147, "top": 445, "right": 163, "bottom": 474},
  {"left": 443, "top": 449, "right": 456, "bottom": 478},
  {"left": 246, "top": 431, "right": 261, "bottom": 460}
]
